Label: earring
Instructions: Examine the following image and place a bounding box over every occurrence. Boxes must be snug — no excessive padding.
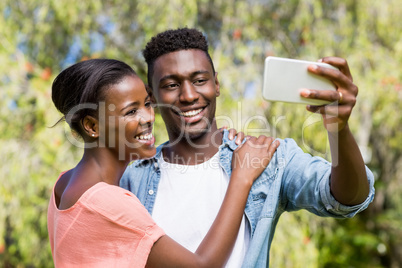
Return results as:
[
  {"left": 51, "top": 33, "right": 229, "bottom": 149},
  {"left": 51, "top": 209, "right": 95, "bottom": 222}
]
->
[{"left": 92, "top": 134, "right": 95, "bottom": 137}]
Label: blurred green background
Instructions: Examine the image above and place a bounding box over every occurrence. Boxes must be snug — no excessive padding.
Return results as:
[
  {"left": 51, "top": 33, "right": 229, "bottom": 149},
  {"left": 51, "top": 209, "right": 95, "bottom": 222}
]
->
[{"left": 0, "top": 0, "right": 401, "bottom": 267}]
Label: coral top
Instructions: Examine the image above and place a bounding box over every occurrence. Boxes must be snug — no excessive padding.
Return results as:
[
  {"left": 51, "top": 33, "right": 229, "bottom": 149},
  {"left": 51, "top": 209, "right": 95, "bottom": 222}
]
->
[{"left": 47, "top": 174, "right": 165, "bottom": 268}]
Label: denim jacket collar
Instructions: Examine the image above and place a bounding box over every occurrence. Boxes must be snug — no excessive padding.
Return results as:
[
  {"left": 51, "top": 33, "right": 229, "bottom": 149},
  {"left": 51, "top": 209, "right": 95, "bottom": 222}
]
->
[{"left": 133, "top": 129, "right": 236, "bottom": 167}]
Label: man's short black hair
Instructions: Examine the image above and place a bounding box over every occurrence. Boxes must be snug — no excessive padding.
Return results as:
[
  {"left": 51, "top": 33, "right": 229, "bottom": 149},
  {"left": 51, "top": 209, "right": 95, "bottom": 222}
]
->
[{"left": 143, "top": 27, "right": 216, "bottom": 89}]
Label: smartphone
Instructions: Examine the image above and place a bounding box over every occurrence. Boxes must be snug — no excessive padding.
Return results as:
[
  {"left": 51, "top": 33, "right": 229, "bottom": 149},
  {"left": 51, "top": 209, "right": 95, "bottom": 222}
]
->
[{"left": 262, "top": 56, "right": 338, "bottom": 105}]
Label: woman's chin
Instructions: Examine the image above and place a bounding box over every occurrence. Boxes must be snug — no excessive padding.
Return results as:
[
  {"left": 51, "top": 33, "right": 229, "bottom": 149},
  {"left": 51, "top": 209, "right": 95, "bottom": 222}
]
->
[{"left": 126, "top": 147, "right": 156, "bottom": 162}]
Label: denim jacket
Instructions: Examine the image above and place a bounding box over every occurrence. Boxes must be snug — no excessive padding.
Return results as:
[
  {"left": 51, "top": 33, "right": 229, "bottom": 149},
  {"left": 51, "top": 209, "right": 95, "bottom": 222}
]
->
[{"left": 120, "top": 130, "right": 375, "bottom": 267}]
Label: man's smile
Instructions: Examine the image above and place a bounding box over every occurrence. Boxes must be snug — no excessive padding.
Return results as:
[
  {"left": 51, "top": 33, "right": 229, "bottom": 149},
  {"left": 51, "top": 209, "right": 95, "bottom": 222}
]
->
[
  {"left": 171, "top": 105, "right": 208, "bottom": 124},
  {"left": 179, "top": 108, "right": 204, "bottom": 117}
]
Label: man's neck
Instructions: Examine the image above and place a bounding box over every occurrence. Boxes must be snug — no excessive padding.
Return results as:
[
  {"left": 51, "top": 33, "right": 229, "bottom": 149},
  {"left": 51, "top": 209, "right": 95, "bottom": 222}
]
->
[{"left": 163, "top": 127, "right": 223, "bottom": 165}]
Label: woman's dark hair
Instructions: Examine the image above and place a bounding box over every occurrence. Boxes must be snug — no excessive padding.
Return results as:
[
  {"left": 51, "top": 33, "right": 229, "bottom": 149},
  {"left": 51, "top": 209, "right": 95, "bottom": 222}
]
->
[{"left": 52, "top": 59, "right": 136, "bottom": 137}]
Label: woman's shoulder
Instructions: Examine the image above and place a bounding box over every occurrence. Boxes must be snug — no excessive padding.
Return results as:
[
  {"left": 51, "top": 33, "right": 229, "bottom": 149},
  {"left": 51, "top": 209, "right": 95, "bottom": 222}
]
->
[
  {"left": 81, "top": 183, "right": 156, "bottom": 230},
  {"left": 54, "top": 169, "right": 106, "bottom": 210},
  {"left": 53, "top": 170, "right": 74, "bottom": 209}
]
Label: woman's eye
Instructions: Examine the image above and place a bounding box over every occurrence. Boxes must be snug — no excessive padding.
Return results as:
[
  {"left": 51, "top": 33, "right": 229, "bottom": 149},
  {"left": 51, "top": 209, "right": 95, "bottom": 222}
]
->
[
  {"left": 145, "top": 101, "right": 152, "bottom": 108},
  {"left": 125, "top": 109, "right": 137, "bottom": 116}
]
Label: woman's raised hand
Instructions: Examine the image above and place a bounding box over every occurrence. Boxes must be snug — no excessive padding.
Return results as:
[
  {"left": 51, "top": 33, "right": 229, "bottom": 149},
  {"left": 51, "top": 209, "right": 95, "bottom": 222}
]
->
[{"left": 232, "top": 136, "right": 280, "bottom": 185}]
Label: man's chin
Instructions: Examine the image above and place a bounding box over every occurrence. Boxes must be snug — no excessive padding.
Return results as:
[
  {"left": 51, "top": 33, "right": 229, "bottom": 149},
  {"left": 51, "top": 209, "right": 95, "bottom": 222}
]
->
[
  {"left": 182, "top": 127, "right": 209, "bottom": 140},
  {"left": 166, "top": 119, "right": 216, "bottom": 142}
]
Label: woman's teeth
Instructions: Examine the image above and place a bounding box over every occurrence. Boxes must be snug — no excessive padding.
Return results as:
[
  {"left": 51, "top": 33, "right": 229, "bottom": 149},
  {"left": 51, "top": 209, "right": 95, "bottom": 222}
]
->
[
  {"left": 135, "top": 133, "right": 153, "bottom": 140},
  {"left": 179, "top": 108, "right": 203, "bottom": 117}
]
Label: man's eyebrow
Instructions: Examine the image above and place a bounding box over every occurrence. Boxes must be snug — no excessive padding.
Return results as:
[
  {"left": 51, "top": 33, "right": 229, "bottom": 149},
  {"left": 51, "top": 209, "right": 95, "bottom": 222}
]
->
[
  {"left": 159, "top": 70, "right": 210, "bottom": 82},
  {"left": 159, "top": 74, "right": 177, "bottom": 82},
  {"left": 191, "top": 70, "right": 210, "bottom": 77}
]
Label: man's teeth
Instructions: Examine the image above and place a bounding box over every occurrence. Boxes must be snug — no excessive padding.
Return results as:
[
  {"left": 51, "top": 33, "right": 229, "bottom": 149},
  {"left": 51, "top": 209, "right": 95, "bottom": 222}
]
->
[
  {"left": 135, "top": 133, "right": 153, "bottom": 140},
  {"left": 179, "top": 108, "right": 203, "bottom": 117}
]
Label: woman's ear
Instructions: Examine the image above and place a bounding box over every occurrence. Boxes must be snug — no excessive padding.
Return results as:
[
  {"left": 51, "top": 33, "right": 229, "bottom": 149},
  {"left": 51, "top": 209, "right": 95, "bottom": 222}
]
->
[{"left": 82, "top": 115, "right": 99, "bottom": 138}]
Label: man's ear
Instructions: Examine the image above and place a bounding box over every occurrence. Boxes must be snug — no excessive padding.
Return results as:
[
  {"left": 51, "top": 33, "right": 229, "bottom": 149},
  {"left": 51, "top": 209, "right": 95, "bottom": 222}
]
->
[
  {"left": 81, "top": 115, "right": 99, "bottom": 138},
  {"left": 214, "top": 72, "right": 220, "bottom": 97},
  {"left": 146, "top": 85, "right": 157, "bottom": 104}
]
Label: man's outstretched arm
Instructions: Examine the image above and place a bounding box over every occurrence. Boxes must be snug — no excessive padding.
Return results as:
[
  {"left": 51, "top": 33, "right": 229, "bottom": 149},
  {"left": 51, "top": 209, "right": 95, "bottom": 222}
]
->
[{"left": 300, "top": 56, "right": 370, "bottom": 205}]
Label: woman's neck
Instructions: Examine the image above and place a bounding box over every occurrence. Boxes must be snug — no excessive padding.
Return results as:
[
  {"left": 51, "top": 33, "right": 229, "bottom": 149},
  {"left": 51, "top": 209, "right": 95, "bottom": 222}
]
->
[{"left": 80, "top": 147, "right": 129, "bottom": 186}]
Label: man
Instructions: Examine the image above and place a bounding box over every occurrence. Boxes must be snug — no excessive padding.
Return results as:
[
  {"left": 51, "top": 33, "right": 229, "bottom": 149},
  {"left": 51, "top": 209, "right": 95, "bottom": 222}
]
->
[{"left": 120, "top": 28, "right": 375, "bottom": 267}]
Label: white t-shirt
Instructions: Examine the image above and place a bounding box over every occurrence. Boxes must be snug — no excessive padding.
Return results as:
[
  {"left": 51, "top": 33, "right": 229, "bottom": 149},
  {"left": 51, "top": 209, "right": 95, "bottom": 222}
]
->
[{"left": 152, "top": 152, "right": 250, "bottom": 267}]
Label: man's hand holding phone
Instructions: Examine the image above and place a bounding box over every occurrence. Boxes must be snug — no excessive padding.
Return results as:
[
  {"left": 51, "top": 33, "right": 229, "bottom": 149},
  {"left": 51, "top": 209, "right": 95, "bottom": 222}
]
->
[
  {"left": 262, "top": 56, "right": 358, "bottom": 133},
  {"left": 300, "top": 57, "right": 357, "bottom": 133}
]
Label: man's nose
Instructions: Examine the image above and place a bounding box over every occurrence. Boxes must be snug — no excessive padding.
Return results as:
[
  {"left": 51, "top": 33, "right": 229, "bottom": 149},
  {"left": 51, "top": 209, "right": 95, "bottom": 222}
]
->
[{"left": 179, "top": 81, "right": 199, "bottom": 103}]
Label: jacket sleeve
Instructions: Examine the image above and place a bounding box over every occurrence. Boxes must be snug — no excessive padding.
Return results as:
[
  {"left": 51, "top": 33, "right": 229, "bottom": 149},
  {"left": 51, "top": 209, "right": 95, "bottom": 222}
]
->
[{"left": 279, "top": 138, "right": 375, "bottom": 218}]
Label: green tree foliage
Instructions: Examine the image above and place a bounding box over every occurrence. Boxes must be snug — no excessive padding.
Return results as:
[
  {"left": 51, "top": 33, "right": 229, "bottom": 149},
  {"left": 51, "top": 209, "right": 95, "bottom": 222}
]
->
[{"left": 0, "top": 0, "right": 401, "bottom": 267}]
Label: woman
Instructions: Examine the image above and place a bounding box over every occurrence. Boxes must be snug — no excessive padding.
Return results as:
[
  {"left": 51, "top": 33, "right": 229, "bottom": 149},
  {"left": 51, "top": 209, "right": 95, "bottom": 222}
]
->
[{"left": 48, "top": 59, "right": 279, "bottom": 267}]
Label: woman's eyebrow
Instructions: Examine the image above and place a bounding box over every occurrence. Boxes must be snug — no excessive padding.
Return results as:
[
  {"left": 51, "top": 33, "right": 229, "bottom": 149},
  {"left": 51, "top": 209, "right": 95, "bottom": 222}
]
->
[{"left": 120, "top": 101, "right": 139, "bottom": 112}]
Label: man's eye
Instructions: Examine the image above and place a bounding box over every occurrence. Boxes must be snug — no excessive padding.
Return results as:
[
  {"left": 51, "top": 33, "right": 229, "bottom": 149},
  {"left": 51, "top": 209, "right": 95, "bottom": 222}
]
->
[
  {"left": 194, "top": 79, "right": 207, "bottom": 85},
  {"left": 164, "top": 83, "right": 179, "bottom": 89}
]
